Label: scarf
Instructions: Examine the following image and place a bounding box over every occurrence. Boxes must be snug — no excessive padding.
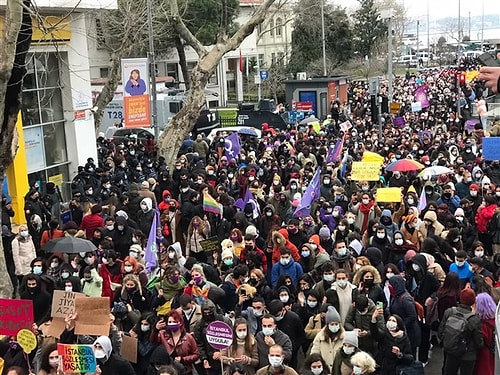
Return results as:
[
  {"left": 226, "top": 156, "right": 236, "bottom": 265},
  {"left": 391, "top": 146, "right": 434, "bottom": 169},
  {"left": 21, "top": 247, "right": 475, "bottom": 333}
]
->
[{"left": 359, "top": 201, "right": 374, "bottom": 232}]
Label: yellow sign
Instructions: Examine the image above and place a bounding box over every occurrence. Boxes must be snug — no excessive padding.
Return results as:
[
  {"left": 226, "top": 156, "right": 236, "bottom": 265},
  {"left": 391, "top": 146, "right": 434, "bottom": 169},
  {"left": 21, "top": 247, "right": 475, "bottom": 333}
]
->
[
  {"left": 0, "top": 16, "right": 71, "bottom": 44},
  {"left": 390, "top": 102, "right": 402, "bottom": 114},
  {"left": 17, "top": 329, "right": 37, "bottom": 354},
  {"left": 49, "top": 174, "right": 63, "bottom": 187},
  {"left": 362, "top": 151, "right": 385, "bottom": 163},
  {"left": 465, "top": 70, "right": 479, "bottom": 83},
  {"left": 351, "top": 162, "right": 381, "bottom": 181},
  {"left": 376, "top": 187, "right": 402, "bottom": 202}
]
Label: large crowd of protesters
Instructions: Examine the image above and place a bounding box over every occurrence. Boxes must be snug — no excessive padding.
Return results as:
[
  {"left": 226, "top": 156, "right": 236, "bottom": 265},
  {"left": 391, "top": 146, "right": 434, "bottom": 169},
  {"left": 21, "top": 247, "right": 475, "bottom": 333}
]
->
[{"left": 2, "top": 61, "right": 500, "bottom": 375}]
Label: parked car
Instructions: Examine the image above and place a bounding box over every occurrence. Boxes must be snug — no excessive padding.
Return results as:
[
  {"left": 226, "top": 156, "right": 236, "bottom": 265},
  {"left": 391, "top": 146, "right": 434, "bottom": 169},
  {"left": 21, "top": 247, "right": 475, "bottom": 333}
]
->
[{"left": 396, "top": 55, "right": 418, "bottom": 68}]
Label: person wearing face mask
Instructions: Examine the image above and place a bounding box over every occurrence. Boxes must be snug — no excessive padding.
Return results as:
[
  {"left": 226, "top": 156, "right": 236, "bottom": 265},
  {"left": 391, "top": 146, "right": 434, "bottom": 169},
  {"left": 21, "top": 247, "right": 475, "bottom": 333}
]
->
[
  {"left": 352, "top": 266, "right": 387, "bottom": 311},
  {"left": 19, "top": 275, "right": 51, "bottom": 325},
  {"left": 81, "top": 265, "right": 103, "bottom": 297},
  {"left": 129, "top": 313, "right": 157, "bottom": 374},
  {"left": 220, "top": 318, "right": 259, "bottom": 375},
  {"left": 349, "top": 193, "right": 381, "bottom": 234},
  {"left": 372, "top": 310, "right": 413, "bottom": 375},
  {"left": 220, "top": 265, "right": 250, "bottom": 314},
  {"left": 186, "top": 216, "right": 211, "bottom": 263},
  {"left": 256, "top": 344, "right": 298, "bottom": 375},
  {"left": 192, "top": 299, "right": 232, "bottom": 375},
  {"left": 92, "top": 335, "right": 135, "bottom": 375},
  {"left": 417, "top": 210, "right": 444, "bottom": 243},
  {"left": 271, "top": 248, "right": 303, "bottom": 287},
  {"left": 45, "top": 254, "right": 63, "bottom": 278},
  {"left": 303, "top": 353, "right": 330, "bottom": 375},
  {"left": 310, "top": 306, "right": 344, "bottom": 371},
  {"left": 151, "top": 310, "right": 199, "bottom": 375},
  {"left": 331, "top": 331, "right": 361, "bottom": 375},
  {"left": 57, "top": 264, "right": 81, "bottom": 291},
  {"left": 387, "top": 276, "right": 421, "bottom": 356},
  {"left": 449, "top": 250, "right": 474, "bottom": 289},
  {"left": 121, "top": 256, "right": 148, "bottom": 288},
  {"left": 347, "top": 351, "right": 377, "bottom": 375},
  {"left": 286, "top": 218, "right": 308, "bottom": 249},
  {"left": 331, "top": 240, "right": 353, "bottom": 273},
  {"left": 218, "top": 243, "right": 239, "bottom": 276},
  {"left": 80, "top": 204, "right": 105, "bottom": 240},
  {"left": 111, "top": 216, "right": 134, "bottom": 259},
  {"left": 40, "top": 220, "right": 64, "bottom": 248},
  {"left": 12, "top": 224, "right": 36, "bottom": 286},
  {"left": 113, "top": 274, "right": 149, "bottom": 331},
  {"left": 37, "top": 343, "right": 60, "bottom": 375},
  {"left": 386, "top": 230, "right": 418, "bottom": 266}
]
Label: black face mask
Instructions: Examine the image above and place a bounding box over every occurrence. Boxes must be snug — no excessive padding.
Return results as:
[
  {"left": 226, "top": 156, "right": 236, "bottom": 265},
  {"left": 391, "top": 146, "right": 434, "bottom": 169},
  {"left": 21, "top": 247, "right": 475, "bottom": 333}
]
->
[
  {"left": 203, "top": 313, "right": 215, "bottom": 322},
  {"left": 245, "top": 245, "right": 254, "bottom": 251},
  {"left": 364, "top": 279, "right": 374, "bottom": 287}
]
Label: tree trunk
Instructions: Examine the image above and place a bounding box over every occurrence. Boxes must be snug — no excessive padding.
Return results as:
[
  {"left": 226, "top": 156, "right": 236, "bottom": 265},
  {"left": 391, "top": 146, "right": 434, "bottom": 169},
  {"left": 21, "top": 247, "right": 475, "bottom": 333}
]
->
[
  {"left": 0, "top": 0, "right": 32, "bottom": 298},
  {"left": 175, "top": 35, "right": 190, "bottom": 90}
]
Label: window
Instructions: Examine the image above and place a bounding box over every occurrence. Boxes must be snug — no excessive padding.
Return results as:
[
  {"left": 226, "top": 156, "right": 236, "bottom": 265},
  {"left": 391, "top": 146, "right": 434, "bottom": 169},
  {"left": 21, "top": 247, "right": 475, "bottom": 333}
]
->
[
  {"left": 169, "top": 101, "right": 182, "bottom": 114},
  {"left": 166, "top": 63, "right": 178, "bottom": 81},
  {"left": 269, "top": 19, "right": 274, "bottom": 37},
  {"left": 21, "top": 53, "right": 67, "bottom": 174},
  {"left": 271, "top": 53, "right": 276, "bottom": 65},
  {"left": 258, "top": 54, "right": 264, "bottom": 68},
  {"left": 95, "top": 18, "right": 105, "bottom": 48},
  {"left": 277, "top": 52, "right": 285, "bottom": 65},
  {"left": 208, "top": 72, "right": 218, "bottom": 85},
  {"left": 276, "top": 18, "right": 282, "bottom": 37},
  {"left": 100, "top": 68, "right": 109, "bottom": 78}
]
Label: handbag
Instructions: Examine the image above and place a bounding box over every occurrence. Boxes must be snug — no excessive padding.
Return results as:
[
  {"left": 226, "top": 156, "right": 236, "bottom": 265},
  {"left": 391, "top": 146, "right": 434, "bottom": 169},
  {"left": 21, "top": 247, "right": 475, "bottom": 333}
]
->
[{"left": 396, "top": 360, "right": 424, "bottom": 375}]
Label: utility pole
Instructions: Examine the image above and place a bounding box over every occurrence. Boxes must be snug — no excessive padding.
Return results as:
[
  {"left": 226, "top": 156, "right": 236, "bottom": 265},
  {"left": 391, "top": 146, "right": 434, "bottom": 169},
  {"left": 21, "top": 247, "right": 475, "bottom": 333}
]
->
[
  {"left": 320, "top": 0, "right": 327, "bottom": 76},
  {"left": 427, "top": 1, "right": 430, "bottom": 68},
  {"left": 416, "top": 20, "right": 420, "bottom": 66},
  {"left": 147, "top": 0, "right": 158, "bottom": 139},
  {"left": 388, "top": 16, "right": 393, "bottom": 102}
]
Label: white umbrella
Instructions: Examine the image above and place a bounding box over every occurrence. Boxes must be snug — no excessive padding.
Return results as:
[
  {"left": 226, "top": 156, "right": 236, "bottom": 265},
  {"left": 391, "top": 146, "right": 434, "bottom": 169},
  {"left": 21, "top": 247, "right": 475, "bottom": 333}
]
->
[
  {"left": 417, "top": 166, "right": 453, "bottom": 178},
  {"left": 299, "top": 116, "right": 319, "bottom": 125}
]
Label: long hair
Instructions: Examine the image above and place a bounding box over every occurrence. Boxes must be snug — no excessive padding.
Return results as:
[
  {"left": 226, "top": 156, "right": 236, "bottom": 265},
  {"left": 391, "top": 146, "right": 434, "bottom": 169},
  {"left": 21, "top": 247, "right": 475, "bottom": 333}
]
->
[
  {"left": 167, "top": 309, "right": 186, "bottom": 333},
  {"left": 437, "top": 272, "right": 460, "bottom": 300},
  {"left": 39, "top": 343, "right": 58, "bottom": 373},
  {"left": 129, "top": 69, "right": 141, "bottom": 79},
  {"left": 231, "top": 318, "right": 254, "bottom": 355},
  {"left": 303, "top": 353, "right": 331, "bottom": 374},
  {"left": 475, "top": 292, "right": 496, "bottom": 320}
]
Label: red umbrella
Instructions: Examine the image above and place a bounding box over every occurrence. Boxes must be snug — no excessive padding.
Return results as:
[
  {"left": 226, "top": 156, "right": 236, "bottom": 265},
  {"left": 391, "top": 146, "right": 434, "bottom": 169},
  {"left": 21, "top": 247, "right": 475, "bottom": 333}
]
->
[{"left": 385, "top": 159, "right": 424, "bottom": 172}]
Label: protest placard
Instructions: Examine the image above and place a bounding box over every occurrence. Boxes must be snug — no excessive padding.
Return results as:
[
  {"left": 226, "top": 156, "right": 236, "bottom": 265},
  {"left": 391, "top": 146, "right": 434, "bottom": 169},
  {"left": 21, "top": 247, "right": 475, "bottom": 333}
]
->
[
  {"left": 121, "top": 335, "right": 138, "bottom": 363},
  {"left": 0, "top": 299, "right": 33, "bottom": 336},
  {"left": 351, "top": 162, "right": 381, "bottom": 181},
  {"left": 74, "top": 297, "right": 110, "bottom": 337},
  {"left": 376, "top": 187, "right": 402, "bottom": 202},
  {"left": 17, "top": 329, "right": 37, "bottom": 354},
  {"left": 58, "top": 344, "right": 97, "bottom": 373},
  {"left": 200, "top": 236, "right": 221, "bottom": 253},
  {"left": 206, "top": 321, "right": 233, "bottom": 350},
  {"left": 51, "top": 291, "right": 84, "bottom": 318},
  {"left": 482, "top": 137, "right": 500, "bottom": 161},
  {"left": 45, "top": 318, "right": 66, "bottom": 339}
]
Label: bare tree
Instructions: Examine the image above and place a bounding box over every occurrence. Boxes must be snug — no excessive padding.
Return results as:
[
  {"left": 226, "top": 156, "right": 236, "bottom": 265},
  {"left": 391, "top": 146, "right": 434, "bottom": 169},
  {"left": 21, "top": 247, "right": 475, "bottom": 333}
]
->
[
  {"left": 157, "top": 0, "right": 279, "bottom": 167},
  {"left": 0, "top": 0, "right": 32, "bottom": 297}
]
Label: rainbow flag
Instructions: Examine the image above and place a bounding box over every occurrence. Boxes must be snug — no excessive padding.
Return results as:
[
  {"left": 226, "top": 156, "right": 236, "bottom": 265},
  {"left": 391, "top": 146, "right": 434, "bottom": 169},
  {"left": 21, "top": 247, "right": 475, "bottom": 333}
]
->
[
  {"left": 58, "top": 344, "right": 97, "bottom": 373},
  {"left": 203, "top": 192, "right": 222, "bottom": 217}
]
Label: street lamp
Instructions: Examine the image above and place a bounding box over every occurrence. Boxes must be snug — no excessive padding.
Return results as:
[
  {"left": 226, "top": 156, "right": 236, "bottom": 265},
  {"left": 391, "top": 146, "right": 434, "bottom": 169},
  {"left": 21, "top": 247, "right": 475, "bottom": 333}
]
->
[{"left": 380, "top": 9, "right": 394, "bottom": 102}]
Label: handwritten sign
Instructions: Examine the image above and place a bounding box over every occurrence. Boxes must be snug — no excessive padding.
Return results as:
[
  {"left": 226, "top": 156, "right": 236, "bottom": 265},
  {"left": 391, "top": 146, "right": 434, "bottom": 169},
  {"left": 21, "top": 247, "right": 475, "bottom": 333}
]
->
[
  {"left": 411, "top": 102, "right": 422, "bottom": 112},
  {"left": 200, "top": 236, "right": 222, "bottom": 253},
  {"left": 206, "top": 321, "right": 233, "bottom": 350},
  {"left": 57, "top": 344, "right": 97, "bottom": 373},
  {"left": 51, "top": 291, "right": 84, "bottom": 318},
  {"left": 351, "top": 162, "right": 381, "bottom": 181},
  {"left": 17, "top": 329, "right": 37, "bottom": 353},
  {"left": 121, "top": 335, "right": 138, "bottom": 363},
  {"left": 74, "top": 297, "right": 110, "bottom": 337},
  {"left": 0, "top": 299, "right": 33, "bottom": 335},
  {"left": 376, "top": 187, "right": 402, "bottom": 202}
]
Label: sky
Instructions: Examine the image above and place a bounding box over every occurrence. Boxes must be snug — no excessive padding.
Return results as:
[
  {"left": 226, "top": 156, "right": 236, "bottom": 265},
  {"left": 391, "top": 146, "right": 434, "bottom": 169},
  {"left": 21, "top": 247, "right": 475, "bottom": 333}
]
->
[{"left": 340, "top": 0, "right": 500, "bottom": 19}]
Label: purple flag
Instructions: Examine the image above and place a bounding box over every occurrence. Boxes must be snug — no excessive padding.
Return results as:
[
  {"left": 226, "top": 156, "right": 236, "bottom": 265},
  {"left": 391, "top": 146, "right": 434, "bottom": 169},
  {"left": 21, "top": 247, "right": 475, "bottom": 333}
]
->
[
  {"left": 414, "top": 85, "right": 430, "bottom": 108},
  {"left": 340, "top": 150, "right": 349, "bottom": 179},
  {"left": 145, "top": 209, "right": 160, "bottom": 273},
  {"left": 244, "top": 186, "right": 260, "bottom": 218},
  {"left": 294, "top": 168, "right": 321, "bottom": 218},
  {"left": 326, "top": 138, "right": 343, "bottom": 163},
  {"left": 225, "top": 132, "right": 241, "bottom": 159},
  {"left": 393, "top": 116, "right": 405, "bottom": 127}
]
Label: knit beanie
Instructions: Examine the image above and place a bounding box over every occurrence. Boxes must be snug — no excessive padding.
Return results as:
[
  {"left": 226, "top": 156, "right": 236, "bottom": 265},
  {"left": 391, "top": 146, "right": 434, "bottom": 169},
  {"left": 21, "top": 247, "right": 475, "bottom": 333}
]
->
[
  {"left": 460, "top": 288, "right": 476, "bottom": 306},
  {"left": 319, "top": 226, "right": 331, "bottom": 238},
  {"left": 221, "top": 249, "right": 233, "bottom": 260},
  {"left": 343, "top": 331, "right": 359, "bottom": 348},
  {"left": 325, "top": 306, "right": 341, "bottom": 324}
]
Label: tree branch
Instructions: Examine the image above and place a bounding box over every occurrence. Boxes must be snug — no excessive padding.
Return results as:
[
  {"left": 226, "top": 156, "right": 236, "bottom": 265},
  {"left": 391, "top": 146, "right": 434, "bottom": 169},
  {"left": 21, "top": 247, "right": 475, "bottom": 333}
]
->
[
  {"left": 170, "top": 0, "right": 207, "bottom": 56},
  {"left": 224, "top": 0, "right": 277, "bottom": 53}
]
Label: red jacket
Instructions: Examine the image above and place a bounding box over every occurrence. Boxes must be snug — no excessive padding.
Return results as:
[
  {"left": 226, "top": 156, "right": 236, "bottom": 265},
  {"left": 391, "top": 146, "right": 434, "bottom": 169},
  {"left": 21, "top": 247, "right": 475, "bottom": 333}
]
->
[
  {"left": 475, "top": 204, "right": 496, "bottom": 233},
  {"left": 80, "top": 213, "right": 104, "bottom": 239},
  {"left": 150, "top": 330, "right": 200, "bottom": 372},
  {"left": 240, "top": 246, "right": 268, "bottom": 273}
]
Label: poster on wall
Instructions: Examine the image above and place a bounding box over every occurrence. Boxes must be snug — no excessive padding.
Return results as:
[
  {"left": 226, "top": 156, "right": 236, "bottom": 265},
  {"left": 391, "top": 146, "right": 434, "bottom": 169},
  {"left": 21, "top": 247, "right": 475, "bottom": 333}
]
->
[
  {"left": 121, "top": 58, "right": 151, "bottom": 128},
  {"left": 24, "top": 127, "right": 45, "bottom": 172}
]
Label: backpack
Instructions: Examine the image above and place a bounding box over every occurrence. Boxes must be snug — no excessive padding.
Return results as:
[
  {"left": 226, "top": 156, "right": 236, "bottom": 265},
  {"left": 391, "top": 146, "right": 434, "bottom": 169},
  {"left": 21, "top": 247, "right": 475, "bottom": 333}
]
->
[
  {"left": 487, "top": 212, "right": 499, "bottom": 233},
  {"left": 425, "top": 296, "right": 440, "bottom": 330},
  {"left": 398, "top": 293, "right": 425, "bottom": 322},
  {"left": 442, "top": 307, "right": 475, "bottom": 356}
]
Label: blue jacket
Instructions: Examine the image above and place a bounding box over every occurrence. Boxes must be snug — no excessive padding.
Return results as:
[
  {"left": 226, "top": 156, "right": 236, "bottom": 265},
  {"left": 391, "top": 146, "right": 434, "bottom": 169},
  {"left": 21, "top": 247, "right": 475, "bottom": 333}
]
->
[
  {"left": 449, "top": 261, "right": 474, "bottom": 288},
  {"left": 436, "top": 195, "right": 461, "bottom": 214},
  {"left": 271, "top": 258, "right": 303, "bottom": 286}
]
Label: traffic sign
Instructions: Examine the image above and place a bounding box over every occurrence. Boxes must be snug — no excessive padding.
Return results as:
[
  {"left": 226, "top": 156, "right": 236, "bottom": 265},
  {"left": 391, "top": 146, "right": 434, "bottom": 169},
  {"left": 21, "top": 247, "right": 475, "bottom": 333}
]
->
[{"left": 260, "top": 70, "right": 269, "bottom": 81}]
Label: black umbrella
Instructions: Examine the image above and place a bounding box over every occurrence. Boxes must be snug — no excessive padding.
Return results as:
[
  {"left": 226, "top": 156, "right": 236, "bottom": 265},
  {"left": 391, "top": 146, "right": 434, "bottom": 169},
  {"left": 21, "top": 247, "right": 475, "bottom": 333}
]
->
[{"left": 42, "top": 236, "right": 97, "bottom": 254}]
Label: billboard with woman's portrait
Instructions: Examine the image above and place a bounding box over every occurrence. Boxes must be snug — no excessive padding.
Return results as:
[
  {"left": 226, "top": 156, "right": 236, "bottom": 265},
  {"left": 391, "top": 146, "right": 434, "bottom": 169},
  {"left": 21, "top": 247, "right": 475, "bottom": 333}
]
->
[{"left": 121, "top": 58, "right": 151, "bottom": 128}]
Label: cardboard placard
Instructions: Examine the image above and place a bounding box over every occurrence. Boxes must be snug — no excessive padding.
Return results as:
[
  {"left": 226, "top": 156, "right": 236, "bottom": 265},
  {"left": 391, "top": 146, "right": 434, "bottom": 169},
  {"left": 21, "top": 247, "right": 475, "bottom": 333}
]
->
[
  {"left": 58, "top": 344, "right": 97, "bottom": 373},
  {"left": 200, "top": 236, "right": 222, "bottom": 253},
  {"left": 376, "top": 187, "right": 402, "bottom": 202},
  {"left": 51, "top": 291, "right": 84, "bottom": 318},
  {"left": 390, "top": 102, "right": 402, "bottom": 114},
  {"left": 411, "top": 101, "right": 422, "bottom": 112},
  {"left": 74, "top": 297, "right": 110, "bottom": 337},
  {"left": 121, "top": 335, "right": 138, "bottom": 363},
  {"left": 45, "top": 318, "right": 66, "bottom": 339},
  {"left": 351, "top": 162, "right": 381, "bottom": 181},
  {"left": 0, "top": 299, "right": 34, "bottom": 335}
]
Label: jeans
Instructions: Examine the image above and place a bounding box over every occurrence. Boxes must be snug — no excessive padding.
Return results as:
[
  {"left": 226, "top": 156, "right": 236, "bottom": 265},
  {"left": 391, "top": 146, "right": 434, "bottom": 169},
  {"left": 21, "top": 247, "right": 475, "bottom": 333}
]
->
[{"left": 444, "top": 354, "right": 475, "bottom": 375}]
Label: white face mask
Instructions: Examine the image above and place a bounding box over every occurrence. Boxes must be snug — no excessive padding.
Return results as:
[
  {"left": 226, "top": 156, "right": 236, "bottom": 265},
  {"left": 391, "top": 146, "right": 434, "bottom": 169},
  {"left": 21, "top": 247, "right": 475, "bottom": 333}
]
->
[
  {"left": 268, "top": 355, "right": 283, "bottom": 367},
  {"left": 51, "top": 261, "right": 59, "bottom": 268},
  {"left": 455, "top": 216, "right": 464, "bottom": 222},
  {"left": 307, "top": 300, "right": 318, "bottom": 308},
  {"left": 124, "top": 266, "right": 133, "bottom": 273},
  {"left": 456, "top": 261, "right": 465, "bottom": 267},
  {"left": 470, "top": 191, "right": 478, "bottom": 197},
  {"left": 236, "top": 330, "right": 247, "bottom": 339},
  {"left": 343, "top": 345, "right": 355, "bottom": 355},
  {"left": 386, "top": 321, "right": 398, "bottom": 331},
  {"left": 386, "top": 272, "right": 395, "bottom": 279},
  {"left": 117, "top": 225, "right": 125, "bottom": 231},
  {"left": 130, "top": 251, "right": 139, "bottom": 259},
  {"left": 353, "top": 365, "right": 363, "bottom": 375},
  {"left": 94, "top": 349, "right": 106, "bottom": 359},
  {"left": 168, "top": 251, "right": 176, "bottom": 259},
  {"left": 279, "top": 295, "right": 289, "bottom": 303},
  {"left": 20, "top": 230, "right": 29, "bottom": 237},
  {"left": 280, "top": 257, "right": 290, "bottom": 266},
  {"left": 106, "top": 225, "right": 114, "bottom": 231},
  {"left": 141, "top": 324, "right": 150, "bottom": 332},
  {"left": 337, "top": 247, "right": 347, "bottom": 256},
  {"left": 376, "top": 233, "right": 385, "bottom": 239},
  {"left": 412, "top": 263, "right": 421, "bottom": 272},
  {"left": 347, "top": 218, "right": 355, "bottom": 225},
  {"left": 61, "top": 272, "right": 70, "bottom": 279},
  {"left": 324, "top": 274, "right": 334, "bottom": 282},
  {"left": 395, "top": 239, "right": 404, "bottom": 246},
  {"left": 337, "top": 280, "right": 347, "bottom": 288},
  {"left": 475, "top": 251, "right": 484, "bottom": 257},
  {"left": 65, "top": 286, "right": 73, "bottom": 292},
  {"left": 311, "top": 366, "right": 323, "bottom": 375},
  {"left": 329, "top": 323, "right": 340, "bottom": 333},
  {"left": 338, "top": 225, "right": 346, "bottom": 231},
  {"left": 407, "top": 198, "right": 414, "bottom": 205},
  {"left": 362, "top": 199, "right": 370, "bottom": 205}
]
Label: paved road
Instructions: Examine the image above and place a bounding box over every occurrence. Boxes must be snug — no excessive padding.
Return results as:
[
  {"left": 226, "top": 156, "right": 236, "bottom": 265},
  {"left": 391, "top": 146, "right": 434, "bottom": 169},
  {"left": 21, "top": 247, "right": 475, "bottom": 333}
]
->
[{"left": 425, "top": 345, "right": 444, "bottom": 375}]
